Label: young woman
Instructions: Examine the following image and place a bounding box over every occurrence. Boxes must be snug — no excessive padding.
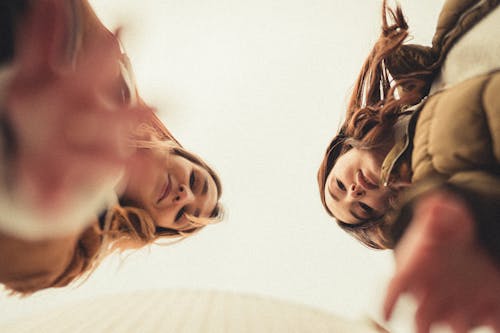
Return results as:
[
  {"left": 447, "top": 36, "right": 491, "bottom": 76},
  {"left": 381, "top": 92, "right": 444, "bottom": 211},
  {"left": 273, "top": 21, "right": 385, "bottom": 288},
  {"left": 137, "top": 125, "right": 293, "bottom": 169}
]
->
[
  {"left": 318, "top": 0, "right": 500, "bottom": 253},
  {"left": 0, "top": 0, "right": 223, "bottom": 294},
  {"left": 318, "top": 1, "right": 500, "bottom": 331}
]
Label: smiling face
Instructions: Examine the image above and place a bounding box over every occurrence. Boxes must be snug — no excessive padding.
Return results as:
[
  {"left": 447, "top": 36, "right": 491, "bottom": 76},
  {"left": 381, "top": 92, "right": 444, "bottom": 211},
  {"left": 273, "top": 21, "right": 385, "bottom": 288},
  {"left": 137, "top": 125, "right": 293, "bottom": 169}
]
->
[
  {"left": 324, "top": 146, "right": 392, "bottom": 225},
  {"left": 122, "top": 148, "right": 219, "bottom": 231}
]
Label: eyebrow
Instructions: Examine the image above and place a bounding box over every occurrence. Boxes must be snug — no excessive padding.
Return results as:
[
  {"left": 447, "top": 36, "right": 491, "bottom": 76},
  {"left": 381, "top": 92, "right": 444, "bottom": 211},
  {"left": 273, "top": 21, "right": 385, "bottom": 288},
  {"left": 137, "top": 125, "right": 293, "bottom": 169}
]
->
[
  {"left": 210, "top": 205, "right": 219, "bottom": 218},
  {"left": 201, "top": 178, "right": 208, "bottom": 195}
]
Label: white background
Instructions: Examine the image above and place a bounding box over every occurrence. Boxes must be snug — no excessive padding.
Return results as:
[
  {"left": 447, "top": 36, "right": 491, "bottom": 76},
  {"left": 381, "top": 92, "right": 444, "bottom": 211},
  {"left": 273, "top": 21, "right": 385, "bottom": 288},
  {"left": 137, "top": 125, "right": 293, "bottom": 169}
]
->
[{"left": 0, "top": 0, "right": 443, "bottom": 328}]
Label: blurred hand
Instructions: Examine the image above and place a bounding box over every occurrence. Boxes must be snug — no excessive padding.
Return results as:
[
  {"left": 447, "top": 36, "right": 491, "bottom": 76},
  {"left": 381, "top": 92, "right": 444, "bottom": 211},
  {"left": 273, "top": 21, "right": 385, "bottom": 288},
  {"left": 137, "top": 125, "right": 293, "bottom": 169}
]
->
[
  {"left": 383, "top": 192, "right": 500, "bottom": 333},
  {"left": 1, "top": 0, "right": 145, "bottom": 238}
]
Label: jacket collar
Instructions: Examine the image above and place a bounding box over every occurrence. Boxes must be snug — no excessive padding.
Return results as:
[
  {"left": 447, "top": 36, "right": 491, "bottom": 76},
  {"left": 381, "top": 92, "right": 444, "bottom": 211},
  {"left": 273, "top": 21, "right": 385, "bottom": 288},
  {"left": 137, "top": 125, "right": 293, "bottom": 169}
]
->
[{"left": 380, "top": 98, "right": 427, "bottom": 187}]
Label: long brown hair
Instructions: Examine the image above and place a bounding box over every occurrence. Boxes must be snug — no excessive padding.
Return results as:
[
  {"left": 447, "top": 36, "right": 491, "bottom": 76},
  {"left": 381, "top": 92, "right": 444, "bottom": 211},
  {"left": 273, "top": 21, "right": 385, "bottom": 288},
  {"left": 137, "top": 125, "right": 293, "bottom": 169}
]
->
[{"left": 317, "top": 0, "right": 428, "bottom": 249}]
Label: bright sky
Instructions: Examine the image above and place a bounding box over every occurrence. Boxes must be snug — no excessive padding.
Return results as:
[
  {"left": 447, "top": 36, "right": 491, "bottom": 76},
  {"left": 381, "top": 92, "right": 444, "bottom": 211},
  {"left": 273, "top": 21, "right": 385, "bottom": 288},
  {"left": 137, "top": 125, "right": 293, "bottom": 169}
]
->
[{"left": 1, "top": 0, "right": 444, "bottom": 330}]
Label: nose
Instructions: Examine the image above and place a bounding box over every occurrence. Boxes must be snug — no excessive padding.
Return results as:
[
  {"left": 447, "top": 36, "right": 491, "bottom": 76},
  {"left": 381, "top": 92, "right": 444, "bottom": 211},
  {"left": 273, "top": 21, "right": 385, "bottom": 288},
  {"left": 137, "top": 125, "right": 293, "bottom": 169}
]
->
[
  {"left": 349, "top": 183, "right": 365, "bottom": 198},
  {"left": 173, "top": 184, "right": 194, "bottom": 205}
]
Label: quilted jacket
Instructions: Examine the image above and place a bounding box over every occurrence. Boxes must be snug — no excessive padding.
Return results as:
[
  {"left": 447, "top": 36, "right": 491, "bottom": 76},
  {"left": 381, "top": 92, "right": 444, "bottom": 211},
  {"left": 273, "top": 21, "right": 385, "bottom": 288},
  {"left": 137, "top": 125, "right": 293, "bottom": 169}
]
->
[{"left": 383, "top": 1, "right": 500, "bottom": 261}]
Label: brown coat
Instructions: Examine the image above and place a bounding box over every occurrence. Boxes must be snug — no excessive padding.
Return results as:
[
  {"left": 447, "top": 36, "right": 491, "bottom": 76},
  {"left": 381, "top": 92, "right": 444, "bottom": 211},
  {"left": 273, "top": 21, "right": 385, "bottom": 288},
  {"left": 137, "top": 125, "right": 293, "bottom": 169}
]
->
[
  {"left": 0, "top": 224, "right": 101, "bottom": 294},
  {"left": 383, "top": 1, "right": 500, "bottom": 260}
]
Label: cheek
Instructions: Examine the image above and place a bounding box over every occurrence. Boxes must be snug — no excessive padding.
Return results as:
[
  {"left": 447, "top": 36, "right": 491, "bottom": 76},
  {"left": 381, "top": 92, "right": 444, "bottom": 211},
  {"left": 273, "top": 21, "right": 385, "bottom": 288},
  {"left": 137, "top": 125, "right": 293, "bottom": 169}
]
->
[
  {"left": 379, "top": 191, "right": 395, "bottom": 210},
  {"left": 154, "top": 210, "right": 177, "bottom": 229},
  {"left": 366, "top": 191, "right": 392, "bottom": 211},
  {"left": 130, "top": 165, "right": 154, "bottom": 191}
]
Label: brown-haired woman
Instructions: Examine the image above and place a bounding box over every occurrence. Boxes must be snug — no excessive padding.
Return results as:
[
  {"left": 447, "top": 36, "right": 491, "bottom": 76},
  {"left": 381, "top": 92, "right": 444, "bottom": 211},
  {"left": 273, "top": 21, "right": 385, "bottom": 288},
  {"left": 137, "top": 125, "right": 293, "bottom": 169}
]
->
[
  {"left": 0, "top": 0, "right": 223, "bottom": 294},
  {"left": 318, "top": 0, "right": 500, "bottom": 331},
  {"left": 318, "top": 0, "right": 500, "bottom": 252}
]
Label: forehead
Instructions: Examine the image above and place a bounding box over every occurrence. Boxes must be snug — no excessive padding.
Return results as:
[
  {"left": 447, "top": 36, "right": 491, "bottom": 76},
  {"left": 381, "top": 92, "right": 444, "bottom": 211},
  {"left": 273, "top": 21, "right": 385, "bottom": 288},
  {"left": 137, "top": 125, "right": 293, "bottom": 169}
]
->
[{"left": 331, "top": 147, "right": 358, "bottom": 170}]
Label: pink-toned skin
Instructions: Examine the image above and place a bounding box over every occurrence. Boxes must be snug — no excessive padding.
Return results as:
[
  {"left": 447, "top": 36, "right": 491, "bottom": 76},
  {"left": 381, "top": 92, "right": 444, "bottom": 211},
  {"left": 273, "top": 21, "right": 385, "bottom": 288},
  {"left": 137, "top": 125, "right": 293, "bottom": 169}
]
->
[
  {"left": 2, "top": 0, "right": 146, "bottom": 239},
  {"left": 383, "top": 192, "right": 500, "bottom": 333}
]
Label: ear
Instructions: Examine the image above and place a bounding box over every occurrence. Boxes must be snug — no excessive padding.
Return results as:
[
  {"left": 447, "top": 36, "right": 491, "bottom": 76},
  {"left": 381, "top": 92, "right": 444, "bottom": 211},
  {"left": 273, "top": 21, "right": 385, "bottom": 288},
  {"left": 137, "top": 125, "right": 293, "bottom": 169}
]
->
[{"left": 14, "top": 0, "right": 74, "bottom": 77}]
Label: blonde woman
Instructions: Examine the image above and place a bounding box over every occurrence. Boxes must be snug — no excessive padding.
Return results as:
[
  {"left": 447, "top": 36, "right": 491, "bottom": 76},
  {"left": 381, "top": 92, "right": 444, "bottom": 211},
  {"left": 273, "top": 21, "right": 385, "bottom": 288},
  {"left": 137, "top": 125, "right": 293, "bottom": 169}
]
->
[{"left": 0, "top": 0, "right": 223, "bottom": 294}]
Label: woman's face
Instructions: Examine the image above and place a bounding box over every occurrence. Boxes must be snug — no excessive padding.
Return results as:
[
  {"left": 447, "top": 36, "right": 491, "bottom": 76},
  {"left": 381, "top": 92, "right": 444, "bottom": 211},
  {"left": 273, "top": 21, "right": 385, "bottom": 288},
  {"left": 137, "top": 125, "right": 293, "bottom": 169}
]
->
[
  {"left": 324, "top": 147, "right": 392, "bottom": 224},
  {"left": 122, "top": 149, "right": 219, "bottom": 231}
]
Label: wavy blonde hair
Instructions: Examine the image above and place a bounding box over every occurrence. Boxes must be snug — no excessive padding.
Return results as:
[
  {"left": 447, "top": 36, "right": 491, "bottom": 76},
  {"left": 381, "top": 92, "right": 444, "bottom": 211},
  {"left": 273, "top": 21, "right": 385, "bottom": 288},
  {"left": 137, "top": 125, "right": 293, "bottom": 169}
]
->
[
  {"left": 100, "top": 115, "right": 224, "bottom": 253},
  {"left": 59, "top": 112, "right": 224, "bottom": 291}
]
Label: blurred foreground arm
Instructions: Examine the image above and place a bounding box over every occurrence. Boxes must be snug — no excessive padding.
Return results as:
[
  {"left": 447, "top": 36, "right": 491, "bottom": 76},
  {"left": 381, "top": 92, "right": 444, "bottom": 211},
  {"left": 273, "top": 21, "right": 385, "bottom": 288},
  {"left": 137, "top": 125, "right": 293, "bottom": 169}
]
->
[
  {"left": 383, "top": 192, "right": 500, "bottom": 333},
  {"left": 0, "top": 0, "right": 143, "bottom": 239}
]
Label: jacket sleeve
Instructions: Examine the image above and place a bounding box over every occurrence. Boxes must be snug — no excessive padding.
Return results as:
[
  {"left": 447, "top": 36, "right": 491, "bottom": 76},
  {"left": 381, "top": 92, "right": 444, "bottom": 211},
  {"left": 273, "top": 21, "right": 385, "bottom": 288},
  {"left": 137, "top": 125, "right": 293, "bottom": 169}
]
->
[
  {"left": 483, "top": 72, "right": 500, "bottom": 164},
  {"left": 0, "top": 232, "right": 79, "bottom": 294},
  {"left": 0, "top": 223, "right": 101, "bottom": 294}
]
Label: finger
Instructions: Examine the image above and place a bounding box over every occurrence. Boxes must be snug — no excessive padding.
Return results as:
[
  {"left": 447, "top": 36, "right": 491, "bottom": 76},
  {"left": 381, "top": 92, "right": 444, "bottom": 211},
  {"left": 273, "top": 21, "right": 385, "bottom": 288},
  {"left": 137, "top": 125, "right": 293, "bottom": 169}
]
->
[
  {"left": 15, "top": 154, "right": 124, "bottom": 215},
  {"left": 414, "top": 294, "right": 448, "bottom": 333},
  {"left": 15, "top": 0, "right": 71, "bottom": 78},
  {"left": 383, "top": 272, "right": 410, "bottom": 321},
  {"left": 63, "top": 154, "right": 126, "bottom": 187},
  {"left": 382, "top": 249, "right": 435, "bottom": 322},
  {"left": 446, "top": 312, "right": 472, "bottom": 333},
  {"left": 490, "top": 321, "right": 500, "bottom": 333},
  {"left": 478, "top": 305, "right": 500, "bottom": 333},
  {"left": 73, "top": 28, "right": 123, "bottom": 88},
  {"left": 63, "top": 106, "right": 145, "bottom": 158}
]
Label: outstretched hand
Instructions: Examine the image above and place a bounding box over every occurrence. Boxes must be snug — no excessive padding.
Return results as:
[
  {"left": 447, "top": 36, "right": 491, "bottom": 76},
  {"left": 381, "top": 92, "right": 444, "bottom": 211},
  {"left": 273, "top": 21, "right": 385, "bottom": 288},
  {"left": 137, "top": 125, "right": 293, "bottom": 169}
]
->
[
  {"left": 383, "top": 192, "right": 500, "bottom": 333},
  {"left": 1, "top": 0, "right": 146, "bottom": 238}
]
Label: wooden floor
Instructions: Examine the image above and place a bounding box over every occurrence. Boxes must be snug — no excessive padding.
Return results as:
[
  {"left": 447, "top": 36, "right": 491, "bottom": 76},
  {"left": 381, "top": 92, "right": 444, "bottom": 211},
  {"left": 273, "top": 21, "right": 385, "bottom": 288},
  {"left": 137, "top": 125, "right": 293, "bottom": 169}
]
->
[{"left": 0, "top": 289, "right": 388, "bottom": 333}]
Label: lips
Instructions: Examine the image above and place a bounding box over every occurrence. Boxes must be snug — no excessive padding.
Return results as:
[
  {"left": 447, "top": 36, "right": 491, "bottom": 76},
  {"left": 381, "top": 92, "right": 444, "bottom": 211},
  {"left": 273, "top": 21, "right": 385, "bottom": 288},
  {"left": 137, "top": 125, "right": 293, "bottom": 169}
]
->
[
  {"left": 357, "top": 170, "right": 378, "bottom": 190},
  {"left": 157, "top": 175, "right": 171, "bottom": 204}
]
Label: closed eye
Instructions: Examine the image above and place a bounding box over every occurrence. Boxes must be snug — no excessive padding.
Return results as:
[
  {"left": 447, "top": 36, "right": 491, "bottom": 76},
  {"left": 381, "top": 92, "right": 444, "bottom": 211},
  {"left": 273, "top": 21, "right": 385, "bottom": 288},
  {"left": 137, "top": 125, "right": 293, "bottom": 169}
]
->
[
  {"left": 189, "top": 170, "right": 196, "bottom": 191},
  {"left": 175, "top": 207, "right": 185, "bottom": 222},
  {"left": 336, "top": 179, "right": 346, "bottom": 191},
  {"left": 359, "top": 202, "right": 374, "bottom": 215}
]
